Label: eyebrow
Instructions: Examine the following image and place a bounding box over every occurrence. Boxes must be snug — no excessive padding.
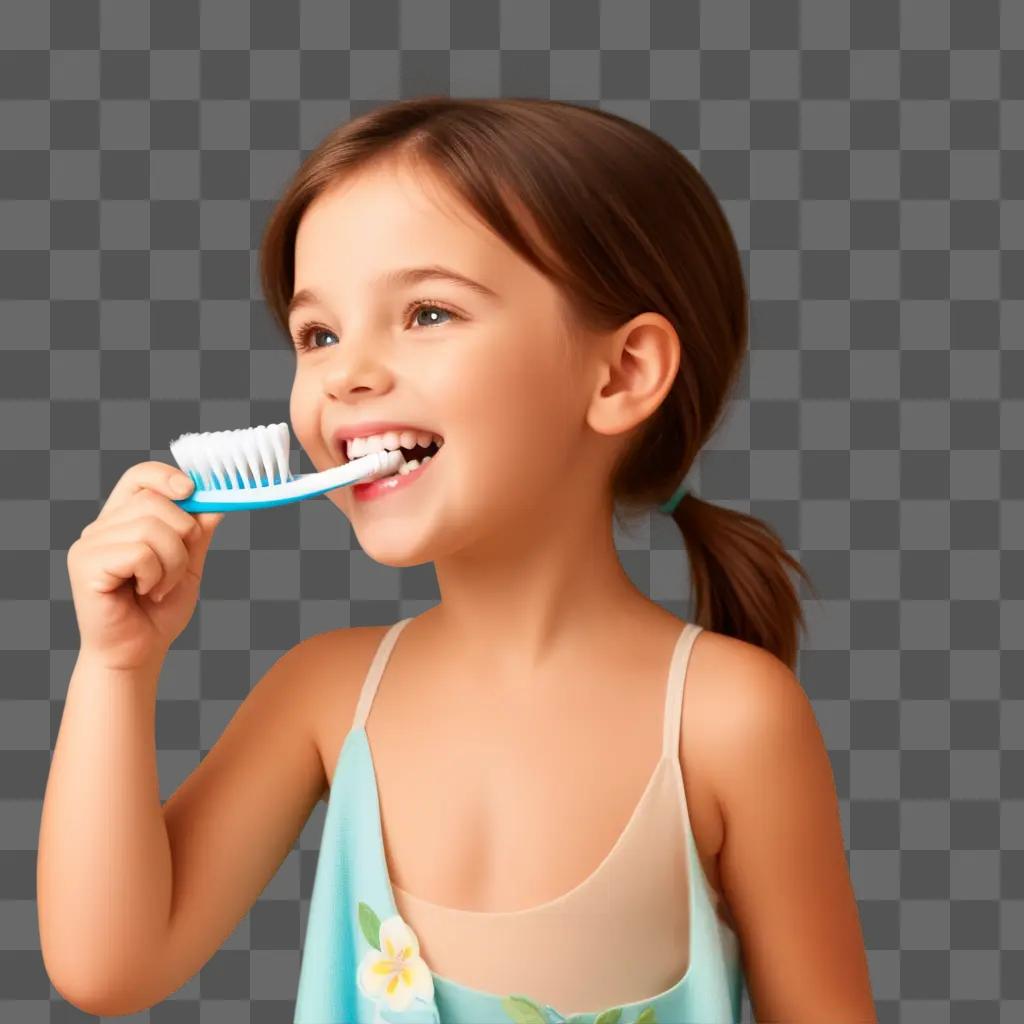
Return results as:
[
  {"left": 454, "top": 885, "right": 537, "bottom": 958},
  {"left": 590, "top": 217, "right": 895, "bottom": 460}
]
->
[{"left": 287, "top": 264, "right": 499, "bottom": 320}]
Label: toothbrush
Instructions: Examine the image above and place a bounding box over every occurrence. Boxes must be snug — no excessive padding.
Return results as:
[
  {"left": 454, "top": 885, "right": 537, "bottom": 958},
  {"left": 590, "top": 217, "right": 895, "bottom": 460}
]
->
[{"left": 167, "top": 422, "right": 404, "bottom": 512}]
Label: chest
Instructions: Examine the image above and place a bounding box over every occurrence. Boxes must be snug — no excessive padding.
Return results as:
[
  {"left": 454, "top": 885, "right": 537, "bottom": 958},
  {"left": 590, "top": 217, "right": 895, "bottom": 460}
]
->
[{"left": 315, "top": 634, "right": 729, "bottom": 916}]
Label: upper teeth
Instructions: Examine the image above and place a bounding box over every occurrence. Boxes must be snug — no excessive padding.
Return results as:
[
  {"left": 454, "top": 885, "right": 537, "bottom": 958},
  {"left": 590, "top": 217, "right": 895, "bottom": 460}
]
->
[{"left": 345, "top": 430, "right": 444, "bottom": 460}]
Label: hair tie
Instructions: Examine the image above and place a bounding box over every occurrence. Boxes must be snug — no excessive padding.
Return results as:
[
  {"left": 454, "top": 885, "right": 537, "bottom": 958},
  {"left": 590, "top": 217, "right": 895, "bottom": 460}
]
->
[{"left": 659, "top": 478, "right": 691, "bottom": 515}]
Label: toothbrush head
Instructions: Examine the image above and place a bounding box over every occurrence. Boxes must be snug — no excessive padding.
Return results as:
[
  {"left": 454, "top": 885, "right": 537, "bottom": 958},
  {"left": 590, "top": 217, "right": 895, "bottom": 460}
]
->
[
  {"left": 170, "top": 422, "right": 293, "bottom": 493},
  {"left": 167, "top": 423, "right": 405, "bottom": 513}
]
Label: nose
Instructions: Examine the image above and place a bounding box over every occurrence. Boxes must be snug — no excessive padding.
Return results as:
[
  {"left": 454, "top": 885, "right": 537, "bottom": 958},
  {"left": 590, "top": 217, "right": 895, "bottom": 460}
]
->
[{"left": 320, "top": 338, "right": 396, "bottom": 401}]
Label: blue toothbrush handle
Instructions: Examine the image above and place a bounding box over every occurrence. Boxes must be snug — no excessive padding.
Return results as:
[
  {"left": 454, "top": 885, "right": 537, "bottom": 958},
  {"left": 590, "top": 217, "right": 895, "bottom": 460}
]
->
[{"left": 171, "top": 450, "right": 404, "bottom": 513}]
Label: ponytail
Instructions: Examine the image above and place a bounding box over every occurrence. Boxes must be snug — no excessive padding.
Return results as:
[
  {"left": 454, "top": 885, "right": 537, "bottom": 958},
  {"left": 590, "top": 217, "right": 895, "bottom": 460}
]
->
[{"left": 664, "top": 492, "right": 818, "bottom": 670}]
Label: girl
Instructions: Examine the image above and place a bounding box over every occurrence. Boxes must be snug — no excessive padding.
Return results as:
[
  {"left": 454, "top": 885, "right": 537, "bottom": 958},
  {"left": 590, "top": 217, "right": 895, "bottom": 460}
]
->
[{"left": 41, "top": 97, "right": 876, "bottom": 1023}]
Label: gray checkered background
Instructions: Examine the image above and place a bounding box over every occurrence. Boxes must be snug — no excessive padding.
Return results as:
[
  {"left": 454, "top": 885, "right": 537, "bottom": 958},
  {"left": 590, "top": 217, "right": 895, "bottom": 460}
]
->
[{"left": 1, "top": 0, "right": 1021, "bottom": 1021}]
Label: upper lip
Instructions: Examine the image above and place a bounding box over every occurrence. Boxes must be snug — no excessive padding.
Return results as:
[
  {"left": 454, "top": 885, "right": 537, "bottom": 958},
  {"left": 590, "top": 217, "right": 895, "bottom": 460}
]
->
[{"left": 329, "top": 421, "right": 443, "bottom": 459}]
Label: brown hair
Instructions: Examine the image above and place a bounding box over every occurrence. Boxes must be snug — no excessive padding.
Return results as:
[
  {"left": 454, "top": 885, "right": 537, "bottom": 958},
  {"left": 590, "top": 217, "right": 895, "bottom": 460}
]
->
[{"left": 260, "top": 96, "right": 818, "bottom": 669}]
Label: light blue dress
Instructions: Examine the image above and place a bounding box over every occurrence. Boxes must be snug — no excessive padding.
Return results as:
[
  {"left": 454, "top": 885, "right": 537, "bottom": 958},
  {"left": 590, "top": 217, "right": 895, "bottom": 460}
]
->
[{"left": 294, "top": 618, "right": 745, "bottom": 1023}]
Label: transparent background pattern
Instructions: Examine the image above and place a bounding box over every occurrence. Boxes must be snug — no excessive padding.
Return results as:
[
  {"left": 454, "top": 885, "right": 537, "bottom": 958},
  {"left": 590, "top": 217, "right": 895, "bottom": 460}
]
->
[{"left": 1, "top": 0, "right": 1021, "bottom": 1021}]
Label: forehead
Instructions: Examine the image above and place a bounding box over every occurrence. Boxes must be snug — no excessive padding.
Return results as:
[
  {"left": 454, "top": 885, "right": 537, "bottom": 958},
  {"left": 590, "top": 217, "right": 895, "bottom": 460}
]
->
[{"left": 294, "top": 160, "right": 507, "bottom": 279}]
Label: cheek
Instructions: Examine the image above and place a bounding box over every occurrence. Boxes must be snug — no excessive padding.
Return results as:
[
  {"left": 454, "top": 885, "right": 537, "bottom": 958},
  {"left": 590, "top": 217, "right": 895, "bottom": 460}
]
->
[
  {"left": 445, "top": 351, "right": 578, "bottom": 475},
  {"left": 289, "top": 381, "right": 321, "bottom": 454}
]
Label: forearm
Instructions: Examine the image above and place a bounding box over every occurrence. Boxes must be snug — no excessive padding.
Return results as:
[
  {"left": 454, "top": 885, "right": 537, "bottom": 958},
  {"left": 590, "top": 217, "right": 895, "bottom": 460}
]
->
[{"left": 38, "top": 649, "right": 173, "bottom": 1008}]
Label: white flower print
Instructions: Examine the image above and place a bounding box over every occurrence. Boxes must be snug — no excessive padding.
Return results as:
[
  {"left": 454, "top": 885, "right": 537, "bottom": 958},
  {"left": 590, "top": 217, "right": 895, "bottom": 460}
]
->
[{"left": 357, "top": 912, "right": 435, "bottom": 1013}]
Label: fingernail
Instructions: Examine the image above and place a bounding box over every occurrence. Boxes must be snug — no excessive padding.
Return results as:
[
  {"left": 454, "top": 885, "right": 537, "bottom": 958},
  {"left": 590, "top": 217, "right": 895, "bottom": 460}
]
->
[{"left": 173, "top": 477, "right": 192, "bottom": 496}]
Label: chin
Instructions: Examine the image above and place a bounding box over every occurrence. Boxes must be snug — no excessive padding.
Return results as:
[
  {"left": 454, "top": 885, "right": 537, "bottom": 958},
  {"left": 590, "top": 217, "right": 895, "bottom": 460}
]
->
[
  {"left": 369, "top": 549, "right": 435, "bottom": 569},
  {"left": 353, "top": 517, "right": 475, "bottom": 569},
  {"left": 352, "top": 530, "right": 438, "bottom": 569}
]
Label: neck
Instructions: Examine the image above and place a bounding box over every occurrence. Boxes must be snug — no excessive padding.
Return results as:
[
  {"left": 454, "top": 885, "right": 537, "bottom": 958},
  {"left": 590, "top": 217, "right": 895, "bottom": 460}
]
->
[{"left": 422, "top": 502, "right": 659, "bottom": 685}]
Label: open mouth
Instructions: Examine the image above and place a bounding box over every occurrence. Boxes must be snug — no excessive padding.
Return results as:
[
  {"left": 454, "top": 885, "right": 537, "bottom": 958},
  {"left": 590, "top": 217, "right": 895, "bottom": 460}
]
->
[
  {"left": 341, "top": 435, "right": 445, "bottom": 477},
  {"left": 394, "top": 439, "right": 441, "bottom": 464},
  {"left": 386, "top": 438, "right": 442, "bottom": 477}
]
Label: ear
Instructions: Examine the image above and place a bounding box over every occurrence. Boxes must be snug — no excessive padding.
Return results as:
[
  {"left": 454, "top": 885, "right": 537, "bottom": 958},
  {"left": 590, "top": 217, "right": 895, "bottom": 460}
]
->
[{"left": 585, "top": 312, "right": 680, "bottom": 439}]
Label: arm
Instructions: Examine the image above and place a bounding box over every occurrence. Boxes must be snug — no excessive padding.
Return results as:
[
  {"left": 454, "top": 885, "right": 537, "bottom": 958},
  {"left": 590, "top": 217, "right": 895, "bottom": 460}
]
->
[
  {"left": 38, "top": 629, "right": 345, "bottom": 1016},
  {"left": 38, "top": 650, "right": 177, "bottom": 1009},
  {"left": 708, "top": 645, "right": 877, "bottom": 1023}
]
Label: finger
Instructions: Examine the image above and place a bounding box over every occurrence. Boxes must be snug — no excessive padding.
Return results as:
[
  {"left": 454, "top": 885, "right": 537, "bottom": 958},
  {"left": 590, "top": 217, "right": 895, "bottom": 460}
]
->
[
  {"left": 99, "top": 461, "right": 194, "bottom": 520},
  {"left": 85, "top": 488, "right": 201, "bottom": 542},
  {"left": 88, "top": 539, "right": 165, "bottom": 596},
  {"left": 89, "top": 516, "right": 191, "bottom": 596},
  {"left": 150, "top": 511, "right": 224, "bottom": 602}
]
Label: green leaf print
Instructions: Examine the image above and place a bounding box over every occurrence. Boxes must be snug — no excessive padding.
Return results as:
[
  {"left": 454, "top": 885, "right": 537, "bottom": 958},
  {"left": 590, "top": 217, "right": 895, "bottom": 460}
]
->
[
  {"left": 501, "top": 996, "right": 658, "bottom": 1024},
  {"left": 357, "top": 900, "right": 382, "bottom": 950},
  {"left": 501, "top": 994, "right": 549, "bottom": 1024},
  {"left": 502, "top": 998, "right": 653, "bottom": 1024}
]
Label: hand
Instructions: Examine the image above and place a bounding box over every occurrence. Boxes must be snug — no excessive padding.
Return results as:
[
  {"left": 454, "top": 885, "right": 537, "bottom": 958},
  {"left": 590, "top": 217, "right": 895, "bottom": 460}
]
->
[{"left": 67, "top": 462, "right": 224, "bottom": 671}]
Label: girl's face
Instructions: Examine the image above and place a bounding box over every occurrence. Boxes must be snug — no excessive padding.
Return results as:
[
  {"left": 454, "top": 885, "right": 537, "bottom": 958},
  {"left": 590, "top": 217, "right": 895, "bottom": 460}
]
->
[{"left": 288, "top": 158, "right": 605, "bottom": 567}]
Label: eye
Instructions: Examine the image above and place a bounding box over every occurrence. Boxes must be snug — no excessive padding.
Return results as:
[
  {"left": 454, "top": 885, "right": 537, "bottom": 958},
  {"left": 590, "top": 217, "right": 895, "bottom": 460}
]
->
[
  {"left": 404, "top": 299, "right": 461, "bottom": 329},
  {"left": 292, "top": 321, "right": 337, "bottom": 351},
  {"left": 407, "top": 299, "right": 456, "bottom": 327},
  {"left": 291, "top": 300, "right": 463, "bottom": 352}
]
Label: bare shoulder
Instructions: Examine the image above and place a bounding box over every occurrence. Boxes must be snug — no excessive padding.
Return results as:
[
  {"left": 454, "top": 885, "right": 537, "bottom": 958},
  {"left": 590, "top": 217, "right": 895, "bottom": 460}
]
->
[
  {"left": 684, "top": 627, "right": 824, "bottom": 821},
  {"left": 686, "top": 628, "right": 814, "bottom": 761},
  {"left": 253, "top": 625, "right": 377, "bottom": 748},
  {"left": 677, "top": 629, "right": 802, "bottom": 871},
  {"left": 296, "top": 624, "right": 393, "bottom": 801}
]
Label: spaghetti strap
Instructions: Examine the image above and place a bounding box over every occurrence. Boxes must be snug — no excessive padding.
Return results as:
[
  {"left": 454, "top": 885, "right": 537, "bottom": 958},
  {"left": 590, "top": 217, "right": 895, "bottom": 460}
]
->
[
  {"left": 351, "top": 617, "right": 415, "bottom": 731},
  {"left": 661, "top": 621, "right": 704, "bottom": 760}
]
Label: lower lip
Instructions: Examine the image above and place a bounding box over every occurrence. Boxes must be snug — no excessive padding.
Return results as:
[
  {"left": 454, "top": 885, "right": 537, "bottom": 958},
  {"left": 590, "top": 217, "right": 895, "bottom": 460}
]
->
[{"left": 351, "top": 452, "right": 439, "bottom": 502}]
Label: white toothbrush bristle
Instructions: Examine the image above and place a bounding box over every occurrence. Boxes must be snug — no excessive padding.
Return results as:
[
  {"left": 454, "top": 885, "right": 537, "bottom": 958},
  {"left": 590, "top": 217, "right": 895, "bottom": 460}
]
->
[{"left": 169, "top": 422, "right": 293, "bottom": 491}]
